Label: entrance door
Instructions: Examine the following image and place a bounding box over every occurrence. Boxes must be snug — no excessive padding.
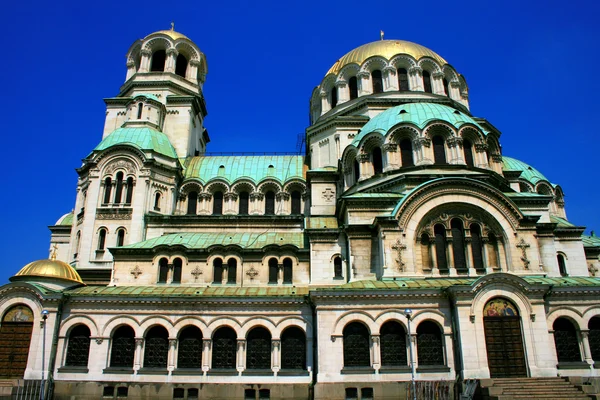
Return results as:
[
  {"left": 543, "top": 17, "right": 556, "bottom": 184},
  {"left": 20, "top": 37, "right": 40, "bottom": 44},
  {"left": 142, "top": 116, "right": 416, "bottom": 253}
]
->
[
  {"left": 0, "top": 305, "right": 34, "bottom": 378},
  {"left": 483, "top": 298, "right": 527, "bottom": 378}
]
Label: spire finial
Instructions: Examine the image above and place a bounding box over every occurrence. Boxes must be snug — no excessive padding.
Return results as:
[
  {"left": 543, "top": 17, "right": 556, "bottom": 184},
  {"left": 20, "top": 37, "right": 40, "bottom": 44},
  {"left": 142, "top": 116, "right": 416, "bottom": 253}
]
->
[
  {"left": 171, "top": 21, "right": 175, "bottom": 31},
  {"left": 380, "top": 30, "right": 384, "bottom": 40},
  {"left": 50, "top": 244, "right": 58, "bottom": 261}
]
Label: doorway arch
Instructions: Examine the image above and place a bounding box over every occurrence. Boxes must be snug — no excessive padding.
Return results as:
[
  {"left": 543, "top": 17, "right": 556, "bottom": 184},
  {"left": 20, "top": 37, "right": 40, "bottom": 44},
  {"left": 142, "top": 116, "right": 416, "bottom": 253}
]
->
[
  {"left": 0, "top": 305, "right": 34, "bottom": 377},
  {"left": 483, "top": 298, "right": 527, "bottom": 377}
]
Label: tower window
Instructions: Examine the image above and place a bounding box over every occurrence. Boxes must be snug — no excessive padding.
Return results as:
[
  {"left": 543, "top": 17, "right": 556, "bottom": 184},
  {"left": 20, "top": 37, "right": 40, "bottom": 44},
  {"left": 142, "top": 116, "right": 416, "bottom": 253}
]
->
[
  {"left": 330, "top": 86, "right": 338, "bottom": 108},
  {"left": 443, "top": 78, "right": 449, "bottom": 96},
  {"left": 150, "top": 50, "right": 166, "bottom": 72},
  {"left": 451, "top": 219, "right": 467, "bottom": 273},
  {"left": 283, "top": 258, "right": 293, "bottom": 283},
  {"left": 265, "top": 191, "right": 275, "bottom": 215},
  {"left": 227, "top": 258, "right": 237, "bottom": 284},
  {"left": 470, "top": 224, "right": 484, "bottom": 272},
  {"left": 239, "top": 191, "right": 249, "bottom": 215},
  {"left": 353, "top": 159, "right": 360, "bottom": 183},
  {"left": 349, "top": 76, "right": 358, "bottom": 100},
  {"left": 103, "top": 177, "right": 112, "bottom": 204},
  {"left": 398, "top": 68, "right": 409, "bottom": 91},
  {"left": 154, "top": 192, "right": 161, "bottom": 211},
  {"left": 372, "top": 147, "right": 383, "bottom": 174},
  {"left": 557, "top": 254, "right": 568, "bottom": 276},
  {"left": 400, "top": 138, "right": 414, "bottom": 167},
  {"left": 372, "top": 70, "right": 383, "bottom": 93},
  {"left": 463, "top": 139, "right": 474, "bottom": 167},
  {"left": 172, "top": 257, "right": 182, "bottom": 283},
  {"left": 137, "top": 103, "right": 143, "bottom": 119},
  {"left": 125, "top": 177, "right": 134, "bottom": 204},
  {"left": 213, "top": 191, "right": 223, "bottom": 215},
  {"left": 334, "top": 256, "right": 343, "bottom": 278},
  {"left": 158, "top": 257, "right": 168, "bottom": 283},
  {"left": 432, "top": 135, "right": 446, "bottom": 164},
  {"left": 268, "top": 258, "right": 278, "bottom": 283},
  {"left": 434, "top": 224, "right": 448, "bottom": 272},
  {"left": 213, "top": 258, "right": 223, "bottom": 283},
  {"left": 175, "top": 54, "right": 188, "bottom": 77},
  {"left": 423, "top": 71, "right": 432, "bottom": 93},
  {"left": 114, "top": 172, "right": 124, "bottom": 204},
  {"left": 98, "top": 228, "right": 107, "bottom": 251},
  {"left": 116, "top": 229, "right": 125, "bottom": 247},
  {"left": 291, "top": 191, "right": 301, "bottom": 214},
  {"left": 187, "top": 191, "right": 198, "bottom": 215}
]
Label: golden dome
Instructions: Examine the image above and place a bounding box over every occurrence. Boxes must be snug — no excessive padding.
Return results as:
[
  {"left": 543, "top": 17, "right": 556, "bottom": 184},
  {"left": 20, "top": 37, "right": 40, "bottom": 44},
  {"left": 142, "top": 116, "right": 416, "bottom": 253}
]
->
[
  {"left": 147, "top": 29, "right": 189, "bottom": 41},
  {"left": 12, "top": 259, "right": 84, "bottom": 285},
  {"left": 327, "top": 40, "right": 448, "bottom": 76}
]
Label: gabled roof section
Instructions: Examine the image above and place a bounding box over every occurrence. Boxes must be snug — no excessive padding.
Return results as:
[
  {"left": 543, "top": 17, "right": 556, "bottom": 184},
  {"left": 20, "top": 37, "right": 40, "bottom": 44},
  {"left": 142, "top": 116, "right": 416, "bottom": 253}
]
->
[
  {"left": 183, "top": 155, "right": 305, "bottom": 184},
  {"left": 352, "top": 103, "right": 487, "bottom": 146},
  {"left": 93, "top": 127, "right": 178, "bottom": 159},
  {"left": 119, "top": 232, "right": 306, "bottom": 250},
  {"left": 582, "top": 233, "right": 600, "bottom": 248}
]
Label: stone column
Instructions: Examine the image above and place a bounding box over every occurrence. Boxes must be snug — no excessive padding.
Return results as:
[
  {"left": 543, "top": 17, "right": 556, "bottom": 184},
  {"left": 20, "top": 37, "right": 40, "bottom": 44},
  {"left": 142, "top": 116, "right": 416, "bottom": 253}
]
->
[
  {"left": 465, "top": 237, "right": 476, "bottom": 276},
  {"left": 125, "top": 60, "right": 136, "bottom": 81},
  {"left": 320, "top": 91, "right": 330, "bottom": 116},
  {"left": 168, "top": 338, "right": 177, "bottom": 371},
  {"left": 224, "top": 192, "right": 237, "bottom": 215},
  {"left": 382, "top": 143, "right": 399, "bottom": 171},
  {"left": 408, "top": 334, "right": 418, "bottom": 370},
  {"left": 432, "top": 71, "right": 445, "bottom": 95},
  {"left": 383, "top": 66, "right": 397, "bottom": 91},
  {"left": 277, "top": 264, "right": 283, "bottom": 285},
  {"left": 165, "top": 48, "right": 178, "bottom": 73},
  {"left": 447, "top": 237, "right": 457, "bottom": 276},
  {"left": 414, "top": 138, "right": 432, "bottom": 165},
  {"left": 202, "top": 338, "right": 211, "bottom": 372},
  {"left": 475, "top": 143, "right": 489, "bottom": 169},
  {"left": 336, "top": 80, "right": 349, "bottom": 104},
  {"left": 443, "top": 332, "right": 454, "bottom": 369},
  {"left": 580, "top": 331, "right": 594, "bottom": 364},
  {"left": 134, "top": 338, "right": 144, "bottom": 371},
  {"left": 237, "top": 339, "right": 246, "bottom": 373},
  {"left": 139, "top": 49, "right": 152, "bottom": 73},
  {"left": 371, "top": 335, "right": 380, "bottom": 370},
  {"left": 409, "top": 66, "right": 423, "bottom": 91},
  {"left": 188, "top": 59, "right": 200, "bottom": 84},
  {"left": 449, "top": 80, "right": 461, "bottom": 101},
  {"left": 357, "top": 71, "right": 371, "bottom": 96},
  {"left": 481, "top": 238, "right": 493, "bottom": 274},
  {"left": 357, "top": 153, "right": 371, "bottom": 181},
  {"left": 276, "top": 192, "right": 290, "bottom": 215},
  {"left": 272, "top": 339, "right": 281, "bottom": 373},
  {"left": 447, "top": 137, "right": 464, "bottom": 165},
  {"left": 250, "top": 192, "right": 263, "bottom": 215}
]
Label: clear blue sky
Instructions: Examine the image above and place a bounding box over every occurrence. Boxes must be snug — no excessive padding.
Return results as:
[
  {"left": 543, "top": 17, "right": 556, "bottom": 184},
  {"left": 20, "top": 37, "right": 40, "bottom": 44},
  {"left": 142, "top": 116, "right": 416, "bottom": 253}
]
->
[{"left": 0, "top": 0, "right": 598, "bottom": 283}]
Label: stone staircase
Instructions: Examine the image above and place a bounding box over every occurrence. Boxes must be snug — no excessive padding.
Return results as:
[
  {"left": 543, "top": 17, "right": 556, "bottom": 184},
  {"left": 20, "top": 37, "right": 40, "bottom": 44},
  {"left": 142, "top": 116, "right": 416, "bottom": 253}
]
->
[{"left": 479, "top": 377, "right": 597, "bottom": 399}]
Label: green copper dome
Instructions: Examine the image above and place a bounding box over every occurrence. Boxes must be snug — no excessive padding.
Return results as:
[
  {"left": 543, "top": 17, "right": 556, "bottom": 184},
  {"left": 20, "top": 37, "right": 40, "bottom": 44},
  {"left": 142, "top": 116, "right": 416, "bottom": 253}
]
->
[
  {"left": 352, "top": 103, "right": 487, "bottom": 147},
  {"left": 502, "top": 156, "right": 554, "bottom": 187},
  {"left": 93, "top": 127, "right": 177, "bottom": 159}
]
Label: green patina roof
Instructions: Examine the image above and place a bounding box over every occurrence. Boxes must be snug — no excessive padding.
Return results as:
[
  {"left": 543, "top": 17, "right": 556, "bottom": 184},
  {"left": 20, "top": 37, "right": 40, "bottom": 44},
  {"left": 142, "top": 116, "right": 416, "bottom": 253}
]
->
[
  {"left": 306, "top": 217, "right": 339, "bottom": 229},
  {"left": 583, "top": 233, "right": 600, "bottom": 248},
  {"left": 67, "top": 285, "right": 308, "bottom": 298},
  {"left": 342, "top": 192, "right": 405, "bottom": 199},
  {"left": 120, "top": 232, "right": 306, "bottom": 250},
  {"left": 55, "top": 212, "right": 73, "bottom": 226},
  {"left": 183, "top": 156, "right": 305, "bottom": 184},
  {"left": 551, "top": 215, "right": 575, "bottom": 228},
  {"left": 351, "top": 103, "right": 487, "bottom": 147},
  {"left": 133, "top": 93, "right": 161, "bottom": 102},
  {"left": 502, "top": 156, "right": 554, "bottom": 187},
  {"left": 94, "top": 127, "right": 178, "bottom": 159}
]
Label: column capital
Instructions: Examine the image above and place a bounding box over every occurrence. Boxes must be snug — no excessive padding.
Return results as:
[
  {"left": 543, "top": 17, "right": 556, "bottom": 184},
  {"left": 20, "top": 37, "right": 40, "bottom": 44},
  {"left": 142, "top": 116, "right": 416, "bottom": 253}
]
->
[{"left": 135, "top": 337, "right": 144, "bottom": 346}]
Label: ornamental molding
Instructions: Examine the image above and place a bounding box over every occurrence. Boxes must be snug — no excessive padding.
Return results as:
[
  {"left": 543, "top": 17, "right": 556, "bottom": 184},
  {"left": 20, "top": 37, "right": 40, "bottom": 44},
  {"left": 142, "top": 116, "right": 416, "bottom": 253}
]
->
[
  {"left": 450, "top": 80, "right": 461, "bottom": 88},
  {"left": 357, "top": 153, "right": 370, "bottom": 162},
  {"left": 474, "top": 143, "right": 488, "bottom": 153},
  {"left": 357, "top": 71, "right": 371, "bottom": 79},
  {"left": 395, "top": 179, "right": 523, "bottom": 231},
  {"left": 382, "top": 143, "right": 397, "bottom": 152},
  {"left": 105, "top": 160, "right": 137, "bottom": 176},
  {"left": 408, "top": 66, "right": 422, "bottom": 75},
  {"left": 140, "top": 49, "right": 152, "bottom": 57},
  {"left": 95, "top": 210, "right": 132, "bottom": 220},
  {"left": 276, "top": 192, "right": 290, "bottom": 201},
  {"left": 319, "top": 138, "right": 329, "bottom": 147},
  {"left": 224, "top": 192, "right": 238, "bottom": 201},
  {"left": 446, "top": 137, "right": 463, "bottom": 148},
  {"left": 126, "top": 60, "right": 135, "bottom": 68},
  {"left": 335, "top": 80, "right": 347, "bottom": 88},
  {"left": 414, "top": 137, "right": 431, "bottom": 148},
  {"left": 432, "top": 71, "right": 445, "bottom": 79}
]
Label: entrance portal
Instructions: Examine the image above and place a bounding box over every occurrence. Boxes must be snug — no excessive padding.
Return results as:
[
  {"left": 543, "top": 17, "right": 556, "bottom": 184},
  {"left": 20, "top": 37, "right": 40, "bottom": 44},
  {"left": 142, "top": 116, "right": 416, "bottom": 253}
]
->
[
  {"left": 483, "top": 298, "right": 527, "bottom": 377},
  {"left": 0, "top": 305, "right": 34, "bottom": 378}
]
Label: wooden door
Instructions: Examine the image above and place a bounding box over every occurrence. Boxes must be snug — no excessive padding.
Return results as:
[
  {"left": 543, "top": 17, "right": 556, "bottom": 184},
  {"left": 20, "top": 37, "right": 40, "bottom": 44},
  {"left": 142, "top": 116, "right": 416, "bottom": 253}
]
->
[
  {"left": 484, "top": 316, "right": 527, "bottom": 377},
  {"left": 0, "top": 322, "right": 33, "bottom": 377}
]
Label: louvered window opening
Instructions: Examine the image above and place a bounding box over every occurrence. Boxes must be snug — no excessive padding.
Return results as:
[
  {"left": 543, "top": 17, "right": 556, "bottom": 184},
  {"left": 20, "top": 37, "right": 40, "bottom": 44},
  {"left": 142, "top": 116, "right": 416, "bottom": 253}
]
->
[
  {"left": 281, "top": 327, "right": 306, "bottom": 370},
  {"left": 65, "top": 325, "right": 91, "bottom": 367}
]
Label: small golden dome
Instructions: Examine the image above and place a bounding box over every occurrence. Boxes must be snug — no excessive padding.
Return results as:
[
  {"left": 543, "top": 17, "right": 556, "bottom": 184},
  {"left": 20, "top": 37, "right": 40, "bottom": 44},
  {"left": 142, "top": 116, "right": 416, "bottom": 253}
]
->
[
  {"left": 147, "top": 29, "right": 189, "bottom": 41},
  {"left": 13, "top": 259, "right": 84, "bottom": 285},
  {"left": 327, "top": 40, "right": 448, "bottom": 76}
]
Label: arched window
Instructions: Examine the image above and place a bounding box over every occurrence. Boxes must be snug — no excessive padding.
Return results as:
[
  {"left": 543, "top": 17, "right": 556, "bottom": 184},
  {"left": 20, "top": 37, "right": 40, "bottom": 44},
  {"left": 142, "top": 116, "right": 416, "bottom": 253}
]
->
[
  {"left": 137, "top": 103, "right": 143, "bottom": 119},
  {"left": 158, "top": 257, "right": 168, "bottom": 283},
  {"left": 281, "top": 327, "right": 306, "bottom": 370},
  {"left": 372, "top": 147, "right": 383, "bottom": 175},
  {"left": 150, "top": 50, "right": 166, "bottom": 72},
  {"left": 212, "top": 191, "right": 223, "bottom": 215},
  {"left": 397, "top": 68, "right": 409, "bottom": 91},
  {"left": 353, "top": 160, "right": 360, "bottom": 183},
  {"left": 557, "top": 254, "right": 568, "bottom": 276},
  {"left": 238, "top": 191, "right": 249, "bottom": 215},
  {"left": 265, "top": 191, "right": 275, "bottom": 215},
  {"left": 125, "top": 177, "right": 134, "bottom": 204},
  {"left": 451, "top": 219, "right": 467, "bottom": 273},
  {"left": 172, "top": 258, "right": 182, "bottom": 283},
  {"left": 175, "top": 54, "right": 188, "bottom": 78},
  {"left": 98, "top": 228, "right": 107, "bottom": 251},
  {"left": 400, "top": 139, "right": 414, "bottom": 167},
  {"left": 423, "top": 71, "right": 432, "bottom": 93},
  {"left": 187, "top": 191, "right": 198, "bottom": 215},
  {"left": 349, "top": 76, "right": 358, "bottom": 100},
  {"left": 154, "top": 192, "right": 161, "bottom": 211},
  {"left": 227, "top": 258, "right": 237, "bottom": 284},
  {"left": 432, "top": 136, "right": 446, "bottom": 164},
  {"left": 246, "top": 327, "right": 271, "bottom": 370},
  {"left": 380, "top": 321, "right": 407, "bottom": 367},
  {"left": 283, "top": 258, "right": 293, "bottom": 284},
  {"left": 434, "top": 224, "right": 448, "bottom": 272},
  {"left": 212, "top": 327, "right": 237, "bottom": 369},
  {"left": 114, "top": 172, "right": 124, "bottom": 204},
  {"left": 443, "top": 78, "right": 449, "bottom": 96},
  {"left": 109, "top": 326, "right": 135, "bottom": 368},
  {"left": 74, "top": 231, "right": 81, "bottom": 259},
  {"left": 213, "top": 258, "right": 223, "bottom": 283},
  {"left": 372, "top": 70, "right": 383, "bottom": 93},
  {"left": 588, "top": 317, "right": 600, "bottom": 362},
  {"left": 116, "top": 229, "right": 125, "bottom": 247},
  {"left": 144, "top": 326, "right": 169, "bottom": 368},
  {"left": 463, "top": 139, "right": 474, "bottom": 167},
  {"left": 103, "top": 177, "right": 112, "bottom": 204},
  {"left": 343, "top": 322, "right": 370, "bottom": 368},
  {"left": 553, "top": 318, "right": 581, "bottom": 363},
  {"left": 470, "top": 224, "right": 484, "bottom": 272},
  {"left": 417, "top": 321, "right": 444, "bottom": 366},
  {"left": 291, "top": 191, "right": 302, "bottom": 214},
  {"left": 65, "top": 325, "right": 91, "bottom": 367},
  {"left": 177, "top": 326, "right": 202, "bottom": 369},
  {"left": 268, "top": 258, "right": 278, "bottom": 284},
  {"left": 330, "top": 87, "right": 338, "bottom": 108},
  {"left": 334, "top": 256, "right": 343, "bottom": 278}
]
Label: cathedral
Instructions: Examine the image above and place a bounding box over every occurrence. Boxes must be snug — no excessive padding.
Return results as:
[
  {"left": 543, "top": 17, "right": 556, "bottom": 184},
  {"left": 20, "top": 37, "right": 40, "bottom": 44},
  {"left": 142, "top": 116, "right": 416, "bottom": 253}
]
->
[{"left": 1, "top": 27, "right": 600, "bottom": 400}]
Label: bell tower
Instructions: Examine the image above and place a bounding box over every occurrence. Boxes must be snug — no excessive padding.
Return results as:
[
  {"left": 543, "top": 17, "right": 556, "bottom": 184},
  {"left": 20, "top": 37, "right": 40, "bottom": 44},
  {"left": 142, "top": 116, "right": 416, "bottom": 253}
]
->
[{"left": 102, "top": 26, "right": 209, "bottom": 158}]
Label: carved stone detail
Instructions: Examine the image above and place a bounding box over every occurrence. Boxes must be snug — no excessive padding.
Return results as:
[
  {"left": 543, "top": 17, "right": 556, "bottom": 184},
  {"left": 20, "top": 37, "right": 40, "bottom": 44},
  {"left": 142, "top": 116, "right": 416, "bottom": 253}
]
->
[{"left": 105, "top": 160, "right": 136, "bottom": 175}]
